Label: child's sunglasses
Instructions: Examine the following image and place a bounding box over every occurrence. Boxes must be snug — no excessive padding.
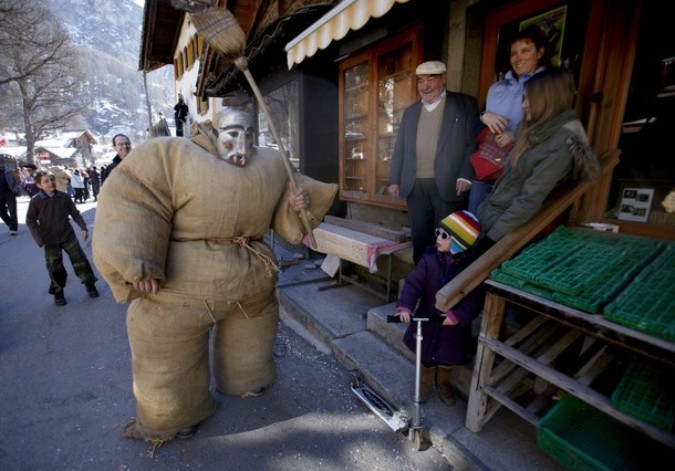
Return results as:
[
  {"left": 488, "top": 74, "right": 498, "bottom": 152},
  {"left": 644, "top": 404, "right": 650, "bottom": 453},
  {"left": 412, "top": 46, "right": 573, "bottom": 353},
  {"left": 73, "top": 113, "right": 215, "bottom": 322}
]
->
[{"left": 435, "top": 228, "right": 450, "bottom": 240}]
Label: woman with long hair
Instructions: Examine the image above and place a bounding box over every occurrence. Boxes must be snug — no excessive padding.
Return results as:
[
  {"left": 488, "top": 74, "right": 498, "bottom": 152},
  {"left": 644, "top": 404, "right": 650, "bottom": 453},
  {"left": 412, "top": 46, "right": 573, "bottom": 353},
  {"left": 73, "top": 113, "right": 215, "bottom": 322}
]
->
[{"left": 475, "top": 67, "right": 600, "bottom": 250}]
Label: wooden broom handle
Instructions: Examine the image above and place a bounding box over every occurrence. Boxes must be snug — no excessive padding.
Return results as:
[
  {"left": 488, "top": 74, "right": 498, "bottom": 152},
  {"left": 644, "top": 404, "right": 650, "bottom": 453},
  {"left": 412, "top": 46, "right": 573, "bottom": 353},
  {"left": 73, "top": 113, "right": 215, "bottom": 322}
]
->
[{"left": 237, "top": 64, "right": 317, "bottom": 248}]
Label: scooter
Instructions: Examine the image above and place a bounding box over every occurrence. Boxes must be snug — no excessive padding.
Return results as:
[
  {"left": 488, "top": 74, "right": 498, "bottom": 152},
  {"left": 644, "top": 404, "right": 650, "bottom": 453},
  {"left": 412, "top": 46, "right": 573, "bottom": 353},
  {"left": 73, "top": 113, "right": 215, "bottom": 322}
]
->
[{"left": 350, "top": 314, "right": 433, "bottom": 451}]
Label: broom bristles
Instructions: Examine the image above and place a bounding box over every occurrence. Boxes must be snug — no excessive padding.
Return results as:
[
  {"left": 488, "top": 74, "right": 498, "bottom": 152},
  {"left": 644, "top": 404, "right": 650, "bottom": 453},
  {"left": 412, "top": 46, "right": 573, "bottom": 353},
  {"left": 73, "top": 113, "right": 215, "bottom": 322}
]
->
[{"left": 190, "top": 8, "right": 246, "bottom": 57}]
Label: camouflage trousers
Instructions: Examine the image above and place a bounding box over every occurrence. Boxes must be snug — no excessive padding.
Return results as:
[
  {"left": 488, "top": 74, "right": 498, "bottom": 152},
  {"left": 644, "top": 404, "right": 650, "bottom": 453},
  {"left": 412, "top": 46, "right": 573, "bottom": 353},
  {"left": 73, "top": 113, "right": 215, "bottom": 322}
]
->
[{"left": 44, "top": 235, "right": 98, "bottom": 295}]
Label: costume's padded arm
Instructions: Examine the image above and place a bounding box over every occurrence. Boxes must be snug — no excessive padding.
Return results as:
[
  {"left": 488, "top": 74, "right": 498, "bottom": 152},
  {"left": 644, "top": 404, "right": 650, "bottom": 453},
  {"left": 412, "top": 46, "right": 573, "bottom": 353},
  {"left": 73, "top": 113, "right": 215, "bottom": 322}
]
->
[
  {"left": 92, "top": 140, "right": 174, "bottom": 303},
  {"left": 272, "top": 173, "right": 337, "bottom": 244}
]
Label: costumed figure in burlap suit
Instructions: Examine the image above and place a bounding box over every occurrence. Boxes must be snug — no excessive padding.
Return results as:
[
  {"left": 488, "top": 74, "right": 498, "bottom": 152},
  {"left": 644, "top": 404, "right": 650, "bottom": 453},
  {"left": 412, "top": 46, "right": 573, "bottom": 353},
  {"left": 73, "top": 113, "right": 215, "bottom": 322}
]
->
[{"left": 93, "top": 109, "right": 337, "bottom": 444}]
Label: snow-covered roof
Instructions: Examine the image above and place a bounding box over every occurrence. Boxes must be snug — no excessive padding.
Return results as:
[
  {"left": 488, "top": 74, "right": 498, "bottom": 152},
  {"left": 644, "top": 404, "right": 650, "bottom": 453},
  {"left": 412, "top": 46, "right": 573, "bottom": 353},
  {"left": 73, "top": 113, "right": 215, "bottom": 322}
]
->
[
  {"left": 35, "top": 130, "right": 97, "bottom": 148},
  {"left": 36, "top": 136, "right": 75, "bottom": 148},
  {"left": 0, "top": 146, "right": 27, "bottom": 158},
  {"left": 35, "top": 146, "right": 78, "bottom": 159}
]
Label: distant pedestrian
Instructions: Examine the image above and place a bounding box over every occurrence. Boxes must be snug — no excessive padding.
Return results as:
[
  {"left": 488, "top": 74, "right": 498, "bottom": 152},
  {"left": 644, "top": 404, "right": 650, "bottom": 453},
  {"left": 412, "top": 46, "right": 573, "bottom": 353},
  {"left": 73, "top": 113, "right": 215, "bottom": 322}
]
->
[
  {"left": 26, "top": 171, "right": 99, "bottom": 306},
  {"left": 71, "top": 168, "right": 85, "bottom": 203},
  {"left": 0, "top": 155, "right": 21, "bottom": 236},
  {"left": 20, "top": 163, "right": 40, "bottom": 198},
  {"left": 99, "top": 165, "right": 107, "bottom": 185},
  {"left": 81, "top": 168, "right": 90, "bottom": 201},
  {"left": 101, "top": 134, "right": 131, "bottom": 183},
  {"left": 394, "top": 210, "right": 483, "bottom": 406},
  {"left": 87, "top": 166, "right": 101, "bottom": 201},
  {"left": 174, "top": 94, "right": 189, "bottom": 137}
]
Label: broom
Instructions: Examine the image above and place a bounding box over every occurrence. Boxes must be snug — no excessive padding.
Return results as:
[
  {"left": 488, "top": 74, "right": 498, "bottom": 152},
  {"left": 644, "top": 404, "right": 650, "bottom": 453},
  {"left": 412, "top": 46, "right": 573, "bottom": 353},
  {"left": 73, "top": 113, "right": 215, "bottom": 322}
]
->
[{"left": 188, "top": 6, "right": 317, "bottom": 248}]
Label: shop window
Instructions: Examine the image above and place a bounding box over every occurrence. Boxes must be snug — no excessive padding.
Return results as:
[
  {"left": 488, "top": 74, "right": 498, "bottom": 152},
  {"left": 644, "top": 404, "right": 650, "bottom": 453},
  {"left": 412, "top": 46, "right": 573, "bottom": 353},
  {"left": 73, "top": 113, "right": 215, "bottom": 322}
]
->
[
  {"left": 604, "top": 2, "right": 675, "bottom": 229},
  {"left": 197, "top": 36, "right": 204, "bottom": 56},
  {"left": 186, "top": 37, "right": 195, "bottom": 68},
  {"left": 338, "top": 24, "right": 422, "bottom": 208},
  {"left": 259, "top": 79, "right": 300, "bottom": 170},
  {"left": 174, "top": 57, "right": 181, "bottom": 79}
]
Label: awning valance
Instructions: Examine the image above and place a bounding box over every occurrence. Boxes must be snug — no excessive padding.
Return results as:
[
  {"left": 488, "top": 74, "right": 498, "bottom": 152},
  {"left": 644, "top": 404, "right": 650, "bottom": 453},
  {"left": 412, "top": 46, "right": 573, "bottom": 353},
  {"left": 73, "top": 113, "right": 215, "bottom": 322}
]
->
[{"left": 284, "top": 0, "right": 409, "bottom": 69}]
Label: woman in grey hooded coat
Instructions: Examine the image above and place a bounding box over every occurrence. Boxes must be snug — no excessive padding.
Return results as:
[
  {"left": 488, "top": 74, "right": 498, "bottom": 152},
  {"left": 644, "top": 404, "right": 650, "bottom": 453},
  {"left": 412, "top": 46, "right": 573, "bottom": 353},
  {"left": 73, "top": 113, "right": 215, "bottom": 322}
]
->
[{"left": 476, "top": 67, "right": 600, "bottom": 248}]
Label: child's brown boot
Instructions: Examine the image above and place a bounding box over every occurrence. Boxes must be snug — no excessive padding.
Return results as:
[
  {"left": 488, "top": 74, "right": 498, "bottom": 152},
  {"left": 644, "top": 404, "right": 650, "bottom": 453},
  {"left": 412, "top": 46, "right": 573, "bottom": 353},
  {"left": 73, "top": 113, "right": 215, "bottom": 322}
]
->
[
  {"left": 418, "top": 366, "right": 436, "bottom": 403},
  {"left": 54, "top": 292, "right": 67, "bottom": 306},
  {"left": 436, "top": 366, "right": 456, "bottom": 406}
]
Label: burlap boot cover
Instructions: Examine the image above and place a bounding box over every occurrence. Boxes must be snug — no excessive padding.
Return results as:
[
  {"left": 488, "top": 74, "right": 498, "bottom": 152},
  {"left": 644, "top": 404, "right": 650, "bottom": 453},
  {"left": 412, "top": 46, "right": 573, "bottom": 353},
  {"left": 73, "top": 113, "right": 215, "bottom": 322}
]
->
[
  {"left": 213, "top": 290, "right": 279, "bottom": 396},
  {"left": 127, "top": 298, "right": 218, "bottom": 435}
]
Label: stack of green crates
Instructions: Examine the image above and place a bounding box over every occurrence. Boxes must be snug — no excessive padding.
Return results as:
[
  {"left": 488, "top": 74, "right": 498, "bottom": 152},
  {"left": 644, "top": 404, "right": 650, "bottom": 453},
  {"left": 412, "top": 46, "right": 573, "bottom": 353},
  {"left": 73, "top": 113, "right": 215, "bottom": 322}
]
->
[
  {"left": 537, "top": 394, "right": 674, "bottom": 470},
  {"left": 490, "top": 226, "right": 666, "bottom": 315},
  {"left": 604, "top": 244, "right": 675, "bottom": 342},
  {"left": 611, "top": 357, "right": 674, "bottom": 432}
]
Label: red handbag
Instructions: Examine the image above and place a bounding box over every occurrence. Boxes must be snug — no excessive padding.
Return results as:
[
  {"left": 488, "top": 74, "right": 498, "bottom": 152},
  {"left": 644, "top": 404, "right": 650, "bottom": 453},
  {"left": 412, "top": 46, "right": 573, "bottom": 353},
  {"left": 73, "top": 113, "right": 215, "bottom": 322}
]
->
[{"left": 470, "top": 128, "right": 512, "bottom": 181}]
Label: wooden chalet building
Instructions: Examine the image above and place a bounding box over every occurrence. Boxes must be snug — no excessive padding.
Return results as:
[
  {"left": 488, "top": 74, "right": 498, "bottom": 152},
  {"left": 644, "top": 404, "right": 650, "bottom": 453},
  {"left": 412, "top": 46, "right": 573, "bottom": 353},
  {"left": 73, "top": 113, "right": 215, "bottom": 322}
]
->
[
  {"left": 139, "top": 1, "right": 674, "bottom": 464},
  {"left": 140, "top": 0, "right": 673, "bottom": 241}
]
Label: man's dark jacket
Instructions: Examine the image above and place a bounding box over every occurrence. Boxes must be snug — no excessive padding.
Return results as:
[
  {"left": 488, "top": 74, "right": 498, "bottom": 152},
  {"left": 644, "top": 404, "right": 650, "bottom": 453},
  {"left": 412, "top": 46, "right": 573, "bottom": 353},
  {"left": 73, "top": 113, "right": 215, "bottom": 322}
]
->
[{"left": 388, "top": 91, "right": 480, "bottom": 202}]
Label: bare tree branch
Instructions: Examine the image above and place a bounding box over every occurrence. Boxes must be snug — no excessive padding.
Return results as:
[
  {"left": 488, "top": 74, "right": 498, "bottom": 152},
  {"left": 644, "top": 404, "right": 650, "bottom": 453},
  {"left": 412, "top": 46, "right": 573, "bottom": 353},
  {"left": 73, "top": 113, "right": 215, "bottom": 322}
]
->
[{"left": 0, "top": 0, "right": 85, "bottom": 163}]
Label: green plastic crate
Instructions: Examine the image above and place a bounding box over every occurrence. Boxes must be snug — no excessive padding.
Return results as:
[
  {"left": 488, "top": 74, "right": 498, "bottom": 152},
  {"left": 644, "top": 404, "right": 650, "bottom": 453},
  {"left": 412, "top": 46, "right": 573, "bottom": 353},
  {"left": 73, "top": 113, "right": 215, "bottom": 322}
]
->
[
  {"left": 490, "top": 268, "right": 556, "bottom": 300},
  {"left": 499, "top": 242, "right": 577, "bottom": 282},
  {"left": 611, "top": 359, "right": 675, "bottom": 432},
  {"left": 489, "top": 267, "right": 528, "bottom": 288},
  {"left": 604, "top": 246, "right": 675, "bottom": 342},
  {"left": 534, "top": 242, "right": 624, "bottom": 295},
  {"left": 537, "top": 394, "right": 674, "bottom": 470},
  {"left": 498, "top": 227, "right": 664, "bottom": 310}
]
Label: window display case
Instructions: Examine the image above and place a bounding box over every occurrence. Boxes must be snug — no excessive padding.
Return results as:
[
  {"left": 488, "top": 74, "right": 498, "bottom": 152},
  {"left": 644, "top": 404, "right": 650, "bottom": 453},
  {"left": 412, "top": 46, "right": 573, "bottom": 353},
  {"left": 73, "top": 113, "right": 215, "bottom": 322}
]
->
[{"left": 338, "top": 25, "right": 422, "bottom": 208}]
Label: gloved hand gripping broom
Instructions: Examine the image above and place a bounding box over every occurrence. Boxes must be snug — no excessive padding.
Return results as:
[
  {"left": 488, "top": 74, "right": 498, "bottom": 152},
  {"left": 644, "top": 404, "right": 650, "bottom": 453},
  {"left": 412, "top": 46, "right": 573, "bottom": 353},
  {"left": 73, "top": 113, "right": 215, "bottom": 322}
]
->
[{"left": 187, "top": 6, "right": 317, "bottom": 248}]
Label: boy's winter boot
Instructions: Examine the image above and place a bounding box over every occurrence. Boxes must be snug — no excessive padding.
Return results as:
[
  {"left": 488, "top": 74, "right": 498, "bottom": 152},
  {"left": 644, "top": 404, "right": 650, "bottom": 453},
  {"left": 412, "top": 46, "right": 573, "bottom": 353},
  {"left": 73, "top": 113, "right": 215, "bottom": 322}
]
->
[
  {"left": 436, "top": 366, "right": 456, "bottom": 406},
  {"left": 419, "top": 366, "right": 436, "bottom": 403},
  {"left": 54, "top": 292, "right": 67, "bottom": 306},
  {"left": 86, "top": 283, "right": 99, "bottom": 298}
]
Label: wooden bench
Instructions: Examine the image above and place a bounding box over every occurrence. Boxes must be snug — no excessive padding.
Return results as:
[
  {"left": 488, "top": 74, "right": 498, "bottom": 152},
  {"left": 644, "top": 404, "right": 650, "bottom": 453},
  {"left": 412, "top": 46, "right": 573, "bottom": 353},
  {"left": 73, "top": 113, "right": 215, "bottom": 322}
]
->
[{"left": 304, "top": 217, "right": 412, "bottom": 301}]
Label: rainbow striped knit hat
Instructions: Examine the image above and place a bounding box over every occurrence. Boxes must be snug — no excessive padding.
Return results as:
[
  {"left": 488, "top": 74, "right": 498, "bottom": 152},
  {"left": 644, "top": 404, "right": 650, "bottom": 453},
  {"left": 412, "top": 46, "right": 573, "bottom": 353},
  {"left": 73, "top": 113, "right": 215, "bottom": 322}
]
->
[{"left": 439, "top": 210, "right": 481, "bottom": 253}]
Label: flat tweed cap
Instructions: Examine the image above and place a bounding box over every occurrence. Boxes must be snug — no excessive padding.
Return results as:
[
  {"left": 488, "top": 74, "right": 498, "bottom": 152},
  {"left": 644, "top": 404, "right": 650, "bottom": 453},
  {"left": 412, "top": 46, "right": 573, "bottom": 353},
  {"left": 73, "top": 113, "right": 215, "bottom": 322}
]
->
[{"left": 416, "top": 61, "right": 447, "bottom": 75}]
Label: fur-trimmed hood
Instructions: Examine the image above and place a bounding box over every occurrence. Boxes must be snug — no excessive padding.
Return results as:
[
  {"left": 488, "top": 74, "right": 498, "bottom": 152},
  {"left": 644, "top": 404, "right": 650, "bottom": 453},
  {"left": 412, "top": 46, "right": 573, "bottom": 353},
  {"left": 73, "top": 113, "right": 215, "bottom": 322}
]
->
[{"left": 562, "top": 119, "right": 600, "bottom": 180}]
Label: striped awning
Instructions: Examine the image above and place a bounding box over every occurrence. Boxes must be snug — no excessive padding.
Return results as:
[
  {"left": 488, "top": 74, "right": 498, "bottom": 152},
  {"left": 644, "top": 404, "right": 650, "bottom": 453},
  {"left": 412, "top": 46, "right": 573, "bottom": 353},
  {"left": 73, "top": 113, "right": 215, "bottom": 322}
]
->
[{"left": 284, "top": 0, "right": 410, "bottom": 69}]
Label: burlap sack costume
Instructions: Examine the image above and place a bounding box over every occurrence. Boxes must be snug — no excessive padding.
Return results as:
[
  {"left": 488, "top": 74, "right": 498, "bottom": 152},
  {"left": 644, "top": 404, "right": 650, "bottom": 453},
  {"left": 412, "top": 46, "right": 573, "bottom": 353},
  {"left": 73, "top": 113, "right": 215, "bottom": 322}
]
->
[{"left": 93, "top": 122, "right": 336, "bottom": 438}]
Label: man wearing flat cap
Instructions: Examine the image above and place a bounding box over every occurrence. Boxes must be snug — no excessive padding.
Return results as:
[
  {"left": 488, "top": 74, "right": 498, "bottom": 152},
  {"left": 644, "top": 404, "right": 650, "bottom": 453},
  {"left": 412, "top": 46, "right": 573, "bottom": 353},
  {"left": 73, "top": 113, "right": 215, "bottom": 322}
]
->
[{"left": 388, "top": 60, "right": 480, "bottom": 263}]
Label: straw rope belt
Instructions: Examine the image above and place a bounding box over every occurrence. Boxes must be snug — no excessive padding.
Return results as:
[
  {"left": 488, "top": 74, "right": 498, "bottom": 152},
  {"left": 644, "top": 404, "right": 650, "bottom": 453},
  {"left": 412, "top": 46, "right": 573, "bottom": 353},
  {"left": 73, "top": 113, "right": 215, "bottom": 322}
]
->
[{"left": 173, "top": 235, "right": 279, "bottom": 278}]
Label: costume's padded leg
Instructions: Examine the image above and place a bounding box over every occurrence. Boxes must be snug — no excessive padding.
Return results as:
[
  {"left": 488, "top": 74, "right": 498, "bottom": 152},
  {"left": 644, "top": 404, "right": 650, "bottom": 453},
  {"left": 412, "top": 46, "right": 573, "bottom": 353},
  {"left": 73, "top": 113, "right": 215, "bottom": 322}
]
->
[
  {"left": 127, "top": 298, "right": 218, "bottom": 435},
  {"left": 213, "top": 290, "right": 279, "bottom": 396}
]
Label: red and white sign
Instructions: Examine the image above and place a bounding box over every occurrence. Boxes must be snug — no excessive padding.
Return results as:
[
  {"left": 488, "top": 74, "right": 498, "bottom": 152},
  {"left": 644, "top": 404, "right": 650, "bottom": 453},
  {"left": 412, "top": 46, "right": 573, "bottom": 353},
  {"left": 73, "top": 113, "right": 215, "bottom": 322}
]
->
[{"left": 39, "top": 151, "right": 51, "bottom": 162}]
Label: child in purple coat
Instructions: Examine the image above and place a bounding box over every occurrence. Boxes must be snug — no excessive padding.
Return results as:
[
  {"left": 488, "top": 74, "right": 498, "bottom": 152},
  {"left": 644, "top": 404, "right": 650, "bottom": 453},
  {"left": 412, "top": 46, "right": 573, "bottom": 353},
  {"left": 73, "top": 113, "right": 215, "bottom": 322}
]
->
[{"left": 395, "top": 210, "right": 483, "bottom": 405}]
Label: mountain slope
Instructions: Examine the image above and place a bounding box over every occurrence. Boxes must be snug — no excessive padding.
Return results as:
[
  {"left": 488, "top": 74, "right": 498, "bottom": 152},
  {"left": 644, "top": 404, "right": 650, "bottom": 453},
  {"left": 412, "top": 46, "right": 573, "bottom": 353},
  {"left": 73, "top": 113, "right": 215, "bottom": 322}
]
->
[{"left": 44, "top": 0, "right": 175, "bottom": 140}]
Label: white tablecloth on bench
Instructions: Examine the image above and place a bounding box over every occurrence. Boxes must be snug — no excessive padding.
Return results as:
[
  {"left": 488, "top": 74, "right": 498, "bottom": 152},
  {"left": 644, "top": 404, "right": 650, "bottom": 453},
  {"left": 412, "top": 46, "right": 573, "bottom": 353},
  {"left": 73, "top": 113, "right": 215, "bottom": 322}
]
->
[{"left": 303, "top": 222, "right": 412, "bottom": 273}]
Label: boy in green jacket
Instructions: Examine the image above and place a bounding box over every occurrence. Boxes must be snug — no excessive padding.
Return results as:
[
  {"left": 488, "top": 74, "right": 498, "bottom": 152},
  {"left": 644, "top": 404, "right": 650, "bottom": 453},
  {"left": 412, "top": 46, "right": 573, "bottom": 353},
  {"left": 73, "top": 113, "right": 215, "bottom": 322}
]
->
[{"left": 26, "top": 171, "right": 98, "bottom": 306}]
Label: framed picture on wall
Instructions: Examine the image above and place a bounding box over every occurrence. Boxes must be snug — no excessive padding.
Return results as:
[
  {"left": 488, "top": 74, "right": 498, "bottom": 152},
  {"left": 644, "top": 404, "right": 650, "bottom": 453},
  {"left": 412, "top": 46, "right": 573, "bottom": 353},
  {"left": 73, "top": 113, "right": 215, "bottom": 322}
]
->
[
  {"left": 617, "top": 187, "right": 654, "bottom": 223},
  {"left": 482, "top": 0, "right": 589, "bottom": 97},
  {"left": 520, "top": 6, "right": 567, "bottom": 67}
]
